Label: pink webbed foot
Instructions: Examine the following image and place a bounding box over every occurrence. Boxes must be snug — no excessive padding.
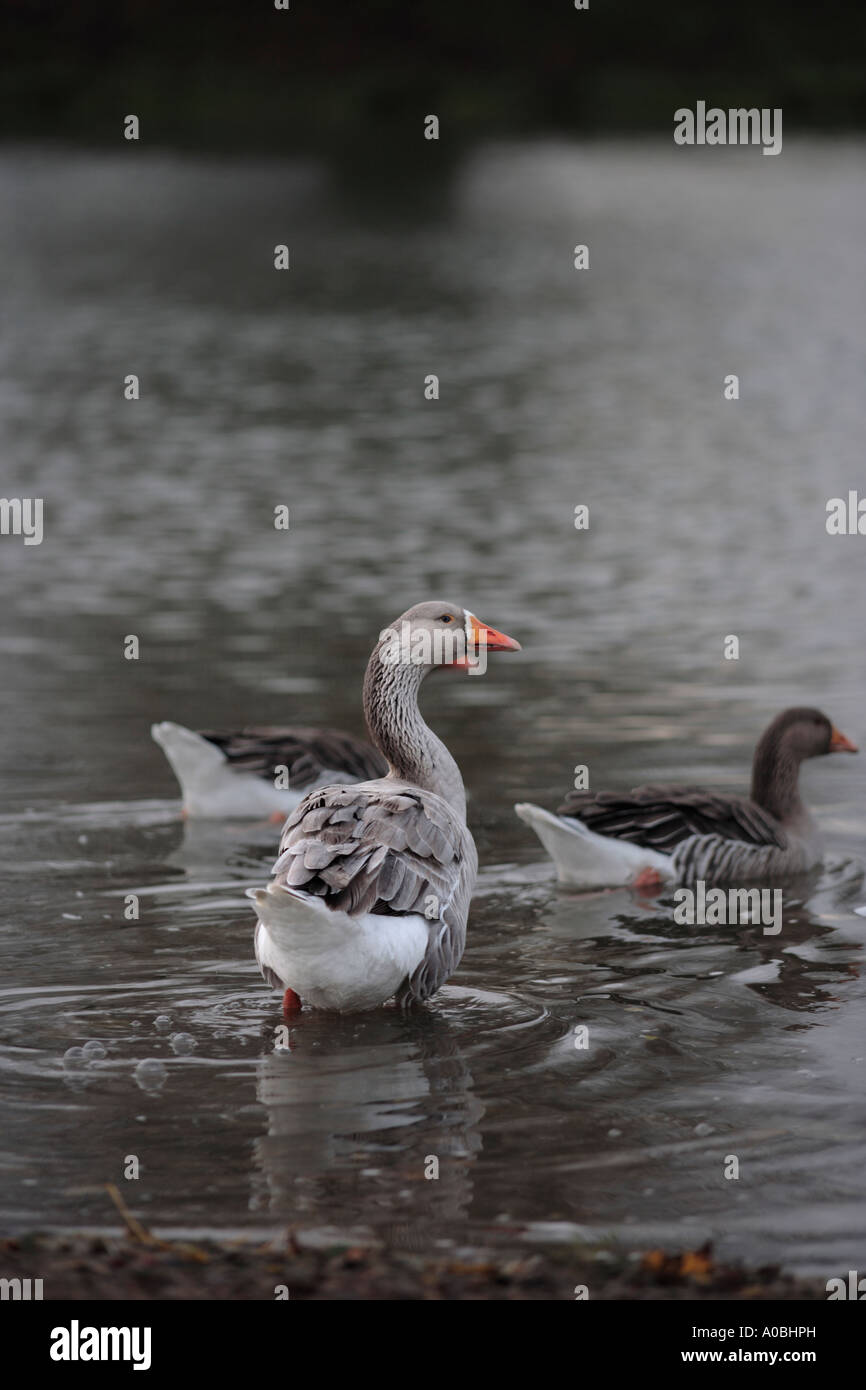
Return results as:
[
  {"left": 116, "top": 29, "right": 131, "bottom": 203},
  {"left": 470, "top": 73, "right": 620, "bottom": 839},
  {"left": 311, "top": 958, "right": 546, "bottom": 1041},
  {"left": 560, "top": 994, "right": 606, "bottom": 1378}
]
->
[{"left": 268, "top": 810, "right": 285, "bottom": 825}]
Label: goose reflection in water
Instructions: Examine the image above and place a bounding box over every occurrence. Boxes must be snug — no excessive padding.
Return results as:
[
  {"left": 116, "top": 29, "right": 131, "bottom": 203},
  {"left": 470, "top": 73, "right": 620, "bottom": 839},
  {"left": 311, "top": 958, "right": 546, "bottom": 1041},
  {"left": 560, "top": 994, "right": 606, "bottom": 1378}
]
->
[{"left": 251, "top": 1006, "right": 485, "bottom": 1238}]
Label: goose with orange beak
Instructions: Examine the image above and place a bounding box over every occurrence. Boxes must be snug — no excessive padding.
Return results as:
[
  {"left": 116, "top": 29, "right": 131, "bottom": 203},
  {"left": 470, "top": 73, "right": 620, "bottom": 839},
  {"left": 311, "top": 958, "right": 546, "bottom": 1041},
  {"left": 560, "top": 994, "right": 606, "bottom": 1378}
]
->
[
  {"left": 516, "top": 707, "right": 858, "bottom": 889},
  {"left": 250, "top": 602, "right": 520, "bottom": 1012}
]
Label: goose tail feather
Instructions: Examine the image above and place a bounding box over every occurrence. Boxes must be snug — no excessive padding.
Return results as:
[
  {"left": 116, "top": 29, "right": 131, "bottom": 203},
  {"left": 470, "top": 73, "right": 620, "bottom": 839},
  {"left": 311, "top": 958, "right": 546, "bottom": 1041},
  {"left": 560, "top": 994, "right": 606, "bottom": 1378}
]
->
[{"left": 514, "top": 801, "right": 673, "bottom": 888}]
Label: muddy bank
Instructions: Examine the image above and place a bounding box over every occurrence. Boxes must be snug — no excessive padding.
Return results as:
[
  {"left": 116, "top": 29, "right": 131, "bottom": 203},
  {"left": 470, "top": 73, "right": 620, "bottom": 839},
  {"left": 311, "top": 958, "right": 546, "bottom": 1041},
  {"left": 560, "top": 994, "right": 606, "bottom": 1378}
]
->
[{"left": 0, "top": 1232, "right": 826, "bottom": 1301}]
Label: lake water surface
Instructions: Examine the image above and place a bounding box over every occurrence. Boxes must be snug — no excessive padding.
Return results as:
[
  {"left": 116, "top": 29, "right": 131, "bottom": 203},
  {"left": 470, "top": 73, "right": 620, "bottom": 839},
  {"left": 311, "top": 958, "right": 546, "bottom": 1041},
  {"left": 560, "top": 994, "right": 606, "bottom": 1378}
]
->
[{"left": 1, "top": 141, "right": 865, "bottom": 1279}]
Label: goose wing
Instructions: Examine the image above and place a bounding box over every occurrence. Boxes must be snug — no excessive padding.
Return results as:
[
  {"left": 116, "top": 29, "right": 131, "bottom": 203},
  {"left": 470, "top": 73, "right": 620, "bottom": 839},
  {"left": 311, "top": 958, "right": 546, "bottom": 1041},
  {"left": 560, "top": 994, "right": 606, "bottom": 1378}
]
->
[
  {"left": 671, "top": 832, "right": 809, "bottom": 884},
  {"left": 200, "top": 726, "right": 387, "bottom": 787},
  {"left": 271, "top": 781, "right": 476, "bottom": 1003},
  {"left": 558, "top": 783, "right": 787, "bottom": 853}
]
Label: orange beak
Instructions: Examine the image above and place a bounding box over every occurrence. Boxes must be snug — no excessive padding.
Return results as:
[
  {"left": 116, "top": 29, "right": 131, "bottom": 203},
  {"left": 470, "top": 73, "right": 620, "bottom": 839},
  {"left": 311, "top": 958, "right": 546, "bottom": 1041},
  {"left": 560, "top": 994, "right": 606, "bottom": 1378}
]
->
[
  {"left": 829, "top": 726, "right": 858, "bottom": 754},
  {"left": 468, "top": 614, "right": 521, "bottom": 652}
]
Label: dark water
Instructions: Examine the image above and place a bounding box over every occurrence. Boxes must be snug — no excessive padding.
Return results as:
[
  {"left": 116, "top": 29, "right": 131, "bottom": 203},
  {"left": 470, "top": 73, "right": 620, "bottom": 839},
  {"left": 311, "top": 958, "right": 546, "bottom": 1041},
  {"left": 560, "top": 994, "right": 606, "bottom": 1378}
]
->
[{"left": 1, "top": 142, "right": 865, "bottom": 1277}]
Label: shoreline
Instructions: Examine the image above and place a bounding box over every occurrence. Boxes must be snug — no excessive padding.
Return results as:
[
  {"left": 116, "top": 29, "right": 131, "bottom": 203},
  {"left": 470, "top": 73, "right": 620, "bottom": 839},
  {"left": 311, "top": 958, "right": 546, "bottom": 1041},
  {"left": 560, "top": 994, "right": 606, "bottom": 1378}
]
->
[{"left": 0, "top": 1231, "right": 827, "bottom": 1301}]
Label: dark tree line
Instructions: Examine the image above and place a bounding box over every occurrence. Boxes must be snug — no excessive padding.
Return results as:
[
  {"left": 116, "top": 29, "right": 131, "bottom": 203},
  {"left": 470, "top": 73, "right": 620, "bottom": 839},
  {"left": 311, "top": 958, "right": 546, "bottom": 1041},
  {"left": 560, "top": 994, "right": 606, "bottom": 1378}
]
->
[{"left": 2, "top": 0, "right": 864, "bottom": 149}]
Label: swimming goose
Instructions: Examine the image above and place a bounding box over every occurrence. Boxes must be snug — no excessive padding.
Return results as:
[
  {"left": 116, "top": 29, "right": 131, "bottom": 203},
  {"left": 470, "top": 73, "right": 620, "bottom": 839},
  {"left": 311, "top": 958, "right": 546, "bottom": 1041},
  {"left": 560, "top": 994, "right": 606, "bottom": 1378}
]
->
[
  {"left": 249, "top": 601, "right": 520, "bottom": 1012},
  {"left": 515, "top": 707, "right": 857, "bottom": 889},
  {"left": 151, "top": 721, "right": 386, "bottom": 819}
]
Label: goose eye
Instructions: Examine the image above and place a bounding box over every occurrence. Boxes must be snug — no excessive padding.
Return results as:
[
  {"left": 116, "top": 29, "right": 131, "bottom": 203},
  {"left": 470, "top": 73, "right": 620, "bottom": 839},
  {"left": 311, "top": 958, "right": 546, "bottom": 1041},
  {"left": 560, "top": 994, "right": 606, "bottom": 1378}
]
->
[{"left": 439, "top": 614, "right": 453, "bottom": 623}]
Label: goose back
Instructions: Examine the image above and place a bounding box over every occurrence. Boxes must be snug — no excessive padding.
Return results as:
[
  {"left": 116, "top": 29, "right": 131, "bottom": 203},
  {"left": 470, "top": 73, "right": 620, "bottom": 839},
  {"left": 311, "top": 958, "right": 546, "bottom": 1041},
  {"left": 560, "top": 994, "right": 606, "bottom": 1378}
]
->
[
  {"left": 558, "top": 784, "right": 788, "bottom": 853},
  {"left": 270, "top": 779, "right": 476, "bottom": 1003}
]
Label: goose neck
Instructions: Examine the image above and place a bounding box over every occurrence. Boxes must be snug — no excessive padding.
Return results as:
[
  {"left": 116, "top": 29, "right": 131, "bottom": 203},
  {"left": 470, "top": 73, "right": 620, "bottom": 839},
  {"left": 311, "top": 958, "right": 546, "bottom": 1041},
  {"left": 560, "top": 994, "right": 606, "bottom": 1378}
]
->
[
  {"left": 362, "top": 646, "right": 466, "bottom": 819},
  {"left": 751, "top": 737, "right": 804, "bottom": 825}
]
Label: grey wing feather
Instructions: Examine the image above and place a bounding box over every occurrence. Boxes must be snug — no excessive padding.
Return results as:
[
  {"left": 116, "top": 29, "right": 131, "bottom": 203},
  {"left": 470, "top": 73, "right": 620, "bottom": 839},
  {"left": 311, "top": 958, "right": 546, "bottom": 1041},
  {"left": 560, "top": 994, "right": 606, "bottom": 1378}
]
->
[
  {"left": 200, "top": 726, "right": 387, "bottom": 787},
  {"left": 558, "top": 783, "right": 787, "bottom": 852},
  {"left": 397, "top": 866, "right": 475, "bottom": 1007},
  {"left": 671, "top": 832, "right": 804, "bottom": 885},
  {"left": 271, "top": 782, "right": 476, "bottom": 1003}
]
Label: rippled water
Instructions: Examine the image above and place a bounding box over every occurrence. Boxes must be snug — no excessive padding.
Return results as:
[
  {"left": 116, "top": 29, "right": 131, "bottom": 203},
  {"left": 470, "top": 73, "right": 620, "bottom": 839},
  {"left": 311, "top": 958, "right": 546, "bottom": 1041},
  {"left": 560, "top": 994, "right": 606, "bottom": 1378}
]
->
[{"left": 1, "top": 142, "right": 865, "bottom": 1277}]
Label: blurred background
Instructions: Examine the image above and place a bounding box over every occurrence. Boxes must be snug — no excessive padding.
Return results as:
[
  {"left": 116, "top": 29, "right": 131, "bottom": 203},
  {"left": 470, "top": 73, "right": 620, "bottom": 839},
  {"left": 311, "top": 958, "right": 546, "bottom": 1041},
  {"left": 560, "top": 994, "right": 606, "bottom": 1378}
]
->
[
  {"left": 1, "top": 0, "right": 865, "bottom": 1283},
  {"left": 3, "top": 0, "right": 866, "bottom": 150}
]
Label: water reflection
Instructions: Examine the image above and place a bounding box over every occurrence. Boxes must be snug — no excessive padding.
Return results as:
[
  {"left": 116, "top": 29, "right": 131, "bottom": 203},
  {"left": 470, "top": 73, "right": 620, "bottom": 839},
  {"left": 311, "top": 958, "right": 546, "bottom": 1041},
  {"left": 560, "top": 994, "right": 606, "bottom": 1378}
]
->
[{"left": 252, "top": 1007, "right": 485, "bottom": 1239}]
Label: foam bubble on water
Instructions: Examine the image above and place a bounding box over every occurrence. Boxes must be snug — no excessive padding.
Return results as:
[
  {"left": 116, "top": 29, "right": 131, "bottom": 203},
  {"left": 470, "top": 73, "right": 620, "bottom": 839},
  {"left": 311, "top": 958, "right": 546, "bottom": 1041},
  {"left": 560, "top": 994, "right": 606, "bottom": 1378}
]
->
[{"left": 134, "top": 1059, "right": 167, "bottom": 1091}]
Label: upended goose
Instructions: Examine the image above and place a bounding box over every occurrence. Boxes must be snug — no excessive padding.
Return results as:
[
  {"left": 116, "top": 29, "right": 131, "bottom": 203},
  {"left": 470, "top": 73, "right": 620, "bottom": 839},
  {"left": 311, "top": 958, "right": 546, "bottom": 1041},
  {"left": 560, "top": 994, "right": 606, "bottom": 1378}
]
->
[
  {"left": 152, "top": 721, "right": 386, "bottom": 818},
  {"left": 516, "top": 707, "right": 857, "bottom": 888},
  {"left": 249, "top": 601, "right": 520, "bottom": 1012}
]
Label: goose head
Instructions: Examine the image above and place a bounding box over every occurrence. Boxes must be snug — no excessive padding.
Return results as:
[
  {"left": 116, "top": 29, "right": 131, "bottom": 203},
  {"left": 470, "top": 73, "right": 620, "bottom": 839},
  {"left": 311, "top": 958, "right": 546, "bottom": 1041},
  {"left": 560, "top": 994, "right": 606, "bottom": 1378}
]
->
[
  {"left": 766, "top": 707, "right": 858, "bottom": 762},
  {"left": 376, "top": 600, "right": 521, "bottom": 676},
  {"left": 751, "top": 706, "right": 857, "bottom": 822},
  {"left": 364, "top": 601, "right": 520, "bottom": 812}
]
